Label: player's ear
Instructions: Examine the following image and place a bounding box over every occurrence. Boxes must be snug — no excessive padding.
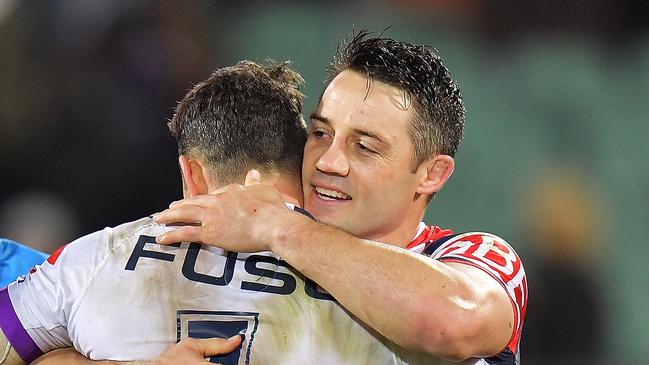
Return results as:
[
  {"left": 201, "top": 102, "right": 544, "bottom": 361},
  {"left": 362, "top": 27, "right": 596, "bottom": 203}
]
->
[
  {"left": 414, "top": 154, "right": 454, "bottom": 196},
  {"left": 178, "top": 155, "right": 210, "bottom": 197}
]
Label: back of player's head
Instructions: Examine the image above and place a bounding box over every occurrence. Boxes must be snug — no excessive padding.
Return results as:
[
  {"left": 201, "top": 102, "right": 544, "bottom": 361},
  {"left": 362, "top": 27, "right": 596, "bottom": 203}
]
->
[
  {"left": 169, "top": 61, "right": 307, "bottom": 184},
  {"left": 327, "top": 30, "right": 465, "bottom": 170}
]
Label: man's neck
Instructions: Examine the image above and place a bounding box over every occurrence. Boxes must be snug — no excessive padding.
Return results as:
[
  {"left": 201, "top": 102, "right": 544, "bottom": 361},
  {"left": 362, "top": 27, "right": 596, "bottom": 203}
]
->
[
  {"left": 205, "top": 171, "right": 303, "bottom": 207},
  {"left": 376, "top": 220, "right": 425, "bottom": 248},
  {"left": 274, "top": 175, "right": 303, "bottom": 208},
  {"left": 366, "top": 205, "right": 427, "bottom": 248}
]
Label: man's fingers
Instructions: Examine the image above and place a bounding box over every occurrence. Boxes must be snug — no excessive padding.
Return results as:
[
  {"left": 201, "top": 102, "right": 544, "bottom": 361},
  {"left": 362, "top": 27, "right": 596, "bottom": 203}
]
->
[
  {"left": 191, "top": 335, "right": 243, "bottom": 357},
  {"left": 156, "top": 226, "right": 202, "bottom": 244},
  {"left": 154, "top": 205, "right": 205, "bottom": 226},
  {"left": 245, "top": 169, "right": 261, "bottom": 186}
]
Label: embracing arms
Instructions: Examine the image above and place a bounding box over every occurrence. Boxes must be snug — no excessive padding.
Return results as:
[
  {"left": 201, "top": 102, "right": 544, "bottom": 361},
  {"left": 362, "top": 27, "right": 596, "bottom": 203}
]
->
[{"left": 153, "top": 179, "right": 522, "bottom": 361}]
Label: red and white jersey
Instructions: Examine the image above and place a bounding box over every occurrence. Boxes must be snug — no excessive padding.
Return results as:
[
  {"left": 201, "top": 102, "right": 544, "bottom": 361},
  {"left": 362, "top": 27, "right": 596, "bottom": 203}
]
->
[
  {"left": 406, "top": 223, "right": 528, "bottom": 364},
  {"left": 0, "top": 212, "right": 526, "bottom": 365}
]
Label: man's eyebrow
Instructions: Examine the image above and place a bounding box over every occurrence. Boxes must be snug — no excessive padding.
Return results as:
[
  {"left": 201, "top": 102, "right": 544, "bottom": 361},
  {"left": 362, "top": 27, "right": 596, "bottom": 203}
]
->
[
  {"left": 309, "top": 112, "right": 330, "bottom": 125},
  {"left": 310, "top": 112, "right": 387, "bottom": 145},
  {"left": 353, "top": 128, "right": 386, "bottom": 145}
]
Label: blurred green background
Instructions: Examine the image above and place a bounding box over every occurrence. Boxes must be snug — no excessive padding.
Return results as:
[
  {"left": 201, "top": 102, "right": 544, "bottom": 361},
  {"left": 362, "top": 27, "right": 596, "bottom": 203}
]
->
[{"left": 1, "top": 1, "right": 647, "bottom": 363}]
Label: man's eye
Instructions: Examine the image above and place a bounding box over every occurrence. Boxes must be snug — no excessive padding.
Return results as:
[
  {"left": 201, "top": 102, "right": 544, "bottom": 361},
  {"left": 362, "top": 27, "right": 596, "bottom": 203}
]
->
[
  {"left": 312, "top": 130, "right": 326, "bottom": 138},
  {"left": 356, "top": 142, "right": 376, "bottom": 154}
]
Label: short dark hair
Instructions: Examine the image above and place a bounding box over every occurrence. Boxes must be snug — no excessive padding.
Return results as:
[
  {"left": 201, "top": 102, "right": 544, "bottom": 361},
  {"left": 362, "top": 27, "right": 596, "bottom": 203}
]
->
[
  {"left": 169, "top": 61, "right": 307, "bottom": 184},
  {"left": 327, "top": 30, "right": 465, "bottom": 170}
]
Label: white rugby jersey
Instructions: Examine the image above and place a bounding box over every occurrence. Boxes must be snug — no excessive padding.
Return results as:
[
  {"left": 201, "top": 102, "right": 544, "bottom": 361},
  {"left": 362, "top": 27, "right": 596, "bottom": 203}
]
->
[{"left": 0, "top": 207, "right": 526, "bottom": 365}]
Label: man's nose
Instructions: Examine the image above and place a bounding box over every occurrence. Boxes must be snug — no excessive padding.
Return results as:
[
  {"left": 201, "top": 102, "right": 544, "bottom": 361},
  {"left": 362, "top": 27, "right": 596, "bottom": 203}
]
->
[{"left": 316, "top": 141, "right": 350, "bottom": 176}]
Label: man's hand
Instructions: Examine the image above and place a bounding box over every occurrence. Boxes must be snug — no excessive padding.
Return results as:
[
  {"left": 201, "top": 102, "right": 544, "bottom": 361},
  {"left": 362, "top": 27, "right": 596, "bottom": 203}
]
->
[
  {"left": 151, "top": 336, "right": 242, "bottom": 365},
  {"left": 31, "top": 336, "right": 242, "bottom": 365},
  {"left": 154, "top": 170, "right": 295, "bottom": 252}
]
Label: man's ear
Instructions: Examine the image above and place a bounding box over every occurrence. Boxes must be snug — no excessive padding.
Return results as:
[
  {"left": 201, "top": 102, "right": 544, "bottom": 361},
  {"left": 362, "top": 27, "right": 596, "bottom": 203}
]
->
[
  {"left": 178, "top": 155, "right": 210, "bottom": 197},
  {"left": 415, "top": 155, "right": 455, "bottom": 196}
]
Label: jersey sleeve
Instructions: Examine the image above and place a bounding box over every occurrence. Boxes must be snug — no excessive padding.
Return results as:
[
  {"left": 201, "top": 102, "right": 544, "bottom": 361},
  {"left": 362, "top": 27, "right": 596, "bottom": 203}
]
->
[
  {"left": 0, "top": 239, "right": 48, "bottom": 287},
  {"left": 428, "top": 232, "right": 528, "bottom": 353},
  {"left": 0, "top": 229, "right": 110, "bottom": 363}
]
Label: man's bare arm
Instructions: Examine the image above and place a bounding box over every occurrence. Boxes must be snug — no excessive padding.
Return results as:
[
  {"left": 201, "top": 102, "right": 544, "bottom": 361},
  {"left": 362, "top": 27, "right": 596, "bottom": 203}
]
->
[
  {"left": 266, "top": 215, "right": 513, "bottom": 361},
  {"left": 31, "top": 348, "right": 142, "bottom": 365},
  {"left": 154, "top": 184, "right": 515, "bottom": 361},
  {"left": 29, "top": 336, "right": 242, "bottom": 365}
]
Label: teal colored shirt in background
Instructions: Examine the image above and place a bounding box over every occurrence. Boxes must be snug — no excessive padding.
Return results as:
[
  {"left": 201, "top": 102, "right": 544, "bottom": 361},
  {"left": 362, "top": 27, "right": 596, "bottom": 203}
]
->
[{"left": 0, "top": 239, "right": 47, "bottom": 287}]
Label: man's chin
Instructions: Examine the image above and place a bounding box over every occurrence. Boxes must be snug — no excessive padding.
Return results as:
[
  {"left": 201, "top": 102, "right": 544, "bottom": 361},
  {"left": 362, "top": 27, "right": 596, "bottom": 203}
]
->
[
  {"left": 306, "top": 200, "right": 356, "bottom": 228},
  {"left": 308, "top": 209, "right": 342, "bottom": 226},
  {"left": 308, "top": 210, "right": 335, "bottom": 224},
  {"left": 313, "top": 213, "right": 359, "bottom": 235}
]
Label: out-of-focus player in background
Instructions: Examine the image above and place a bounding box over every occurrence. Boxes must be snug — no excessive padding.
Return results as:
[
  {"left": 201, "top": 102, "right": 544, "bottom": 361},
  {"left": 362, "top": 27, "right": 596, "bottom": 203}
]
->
[
  {"left": 155, "top": 32, "right": 527, "bottom": 364},
  {"left": 0, "top": 60, "right": 308, "bottom": 364},
  {"left": 0, "top": 238, "right": 47, "bottom": 287}
]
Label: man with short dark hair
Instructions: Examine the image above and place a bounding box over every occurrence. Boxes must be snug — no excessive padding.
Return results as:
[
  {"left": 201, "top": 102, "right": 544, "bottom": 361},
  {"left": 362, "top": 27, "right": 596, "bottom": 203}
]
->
[
  {"left": 169, "top": 60, "right": 307, "bottom": 187},
  {"left": 0, "top": 60, "right": 309, "bottom": 364},
  {"left": 156, "top": 32, "right": 527, "bottom": 364}
]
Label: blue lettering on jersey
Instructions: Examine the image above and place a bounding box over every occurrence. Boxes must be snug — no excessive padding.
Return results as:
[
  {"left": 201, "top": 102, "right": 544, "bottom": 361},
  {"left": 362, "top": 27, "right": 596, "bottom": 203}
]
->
[
  {"left": 125, "top": 235, "right": 181, "bottom": 270},
  {"left": 125, "top": 235, "right": 337, "bottom": 301},
  {"left": 242, "top": 255, "right": 296, "bottom": 295},
  {"left": 304, "top": 277, "right": 335, "bottom": 301},
  {"left": 182, "top": 243, "right": 237, "bottom": 286}
]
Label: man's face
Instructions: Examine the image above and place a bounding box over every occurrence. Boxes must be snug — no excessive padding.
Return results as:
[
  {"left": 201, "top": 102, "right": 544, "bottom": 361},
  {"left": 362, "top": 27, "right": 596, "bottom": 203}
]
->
[{"left": 302, "top": 70, "right": 424, "bottom": 244}]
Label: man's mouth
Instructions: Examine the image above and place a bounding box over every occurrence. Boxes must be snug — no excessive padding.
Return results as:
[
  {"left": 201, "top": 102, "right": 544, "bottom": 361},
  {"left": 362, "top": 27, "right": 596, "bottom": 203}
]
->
[{"left": 314, "top": 186, "right": 352, "bottom": 201}]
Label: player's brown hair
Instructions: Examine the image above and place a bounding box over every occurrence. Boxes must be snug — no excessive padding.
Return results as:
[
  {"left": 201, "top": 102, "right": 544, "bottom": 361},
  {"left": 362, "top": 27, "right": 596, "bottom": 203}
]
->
[{"left": 168, "top": 61, "right": 307, "bottom": 184}]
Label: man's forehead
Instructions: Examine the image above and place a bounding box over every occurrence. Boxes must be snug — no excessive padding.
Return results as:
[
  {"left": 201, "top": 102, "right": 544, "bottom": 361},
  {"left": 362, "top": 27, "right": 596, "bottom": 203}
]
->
[
  {"left": 316, "top": 71, "right": 413, "bottom": 137},
  {"left": 325, "top": 70, "right": 407, "bottom": 102}
]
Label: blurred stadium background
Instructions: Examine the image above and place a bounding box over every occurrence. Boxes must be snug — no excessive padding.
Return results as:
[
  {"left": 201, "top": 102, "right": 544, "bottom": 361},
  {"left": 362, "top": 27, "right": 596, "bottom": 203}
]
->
[{"left": 1, "top": 1, "right": 647, "bottom": 364}]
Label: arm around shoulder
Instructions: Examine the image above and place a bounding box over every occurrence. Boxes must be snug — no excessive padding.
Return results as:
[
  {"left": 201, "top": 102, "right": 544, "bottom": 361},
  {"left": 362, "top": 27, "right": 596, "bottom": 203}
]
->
[{"left": 270, "top": 220, "right": 525, "bottom": 360}]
